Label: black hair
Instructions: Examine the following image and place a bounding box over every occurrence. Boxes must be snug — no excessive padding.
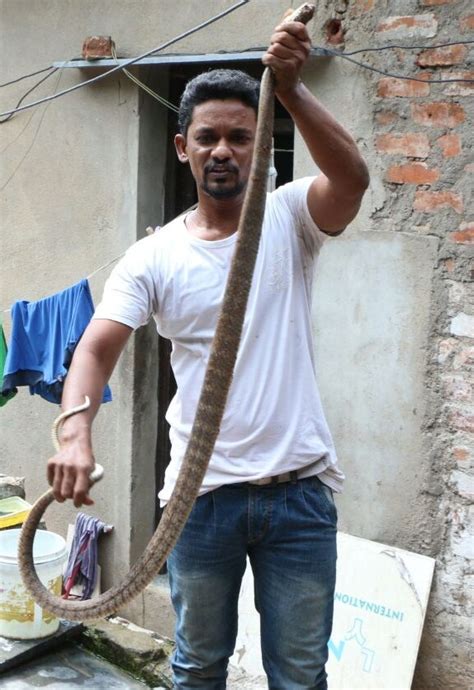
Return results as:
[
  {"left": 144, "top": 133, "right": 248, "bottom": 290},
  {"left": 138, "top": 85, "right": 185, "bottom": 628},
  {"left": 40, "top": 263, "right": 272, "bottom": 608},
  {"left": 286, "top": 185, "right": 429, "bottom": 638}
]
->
[{"left": 177, "top": 69, "right": 260, "bottom": 136}]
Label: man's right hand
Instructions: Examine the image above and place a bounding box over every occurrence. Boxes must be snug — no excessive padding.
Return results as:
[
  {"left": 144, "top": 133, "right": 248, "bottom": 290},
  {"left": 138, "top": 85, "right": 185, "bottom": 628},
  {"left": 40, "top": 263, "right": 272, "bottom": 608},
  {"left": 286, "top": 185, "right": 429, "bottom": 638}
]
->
[
  {"left": 47, "top": 441, "right": 96, "bottom": 508},
  {"left": 45, "top": 318, "right": 133, "bottom": 508}
]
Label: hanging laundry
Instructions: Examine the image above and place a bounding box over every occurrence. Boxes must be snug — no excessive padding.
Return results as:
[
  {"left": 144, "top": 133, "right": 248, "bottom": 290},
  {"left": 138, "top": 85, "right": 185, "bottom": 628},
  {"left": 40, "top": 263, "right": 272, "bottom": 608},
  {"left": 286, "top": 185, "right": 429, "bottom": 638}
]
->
[
  {"left": 0, "top": 320, "right": 16, "bottom": 407},
  {"left": 1, "top": 279, "right": 112, "bottom": 404},
  {"left": 63, "top": 512, "right": 113, "bottom": 600}
]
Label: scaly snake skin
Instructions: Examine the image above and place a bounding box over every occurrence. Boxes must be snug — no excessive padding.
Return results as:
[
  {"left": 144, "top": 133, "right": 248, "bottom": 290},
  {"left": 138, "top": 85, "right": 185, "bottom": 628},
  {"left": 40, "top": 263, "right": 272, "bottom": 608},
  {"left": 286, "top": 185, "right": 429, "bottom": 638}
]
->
[{"left": 18, "top": 3, "right": 315, "bottom": 622}]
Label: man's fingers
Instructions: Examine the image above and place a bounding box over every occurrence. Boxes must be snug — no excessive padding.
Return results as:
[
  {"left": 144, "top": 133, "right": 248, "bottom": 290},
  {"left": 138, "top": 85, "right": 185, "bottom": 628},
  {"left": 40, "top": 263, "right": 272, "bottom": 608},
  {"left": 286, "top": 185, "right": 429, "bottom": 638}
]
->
[
  {"left": 266, "top": 42, "right": 306, "bottom": 62},
  {"left": 47, "top": 458, "right": 56, "bottom": 486},
  {"left": 60, "top": 468, "right": 76, "bottom": 499},
  {"left": 270, "top": 29, "right": 309, "bottom": 52},
  {"left": 51, "top": 464, "right": 65, "bottom": 502},
  {"left": 274, "top": 20, "right": 310, "bottom": 40},
  {"left": 262, "top": 54, "right": 289, "bottom": 70},
  {"left": 264, "top": 23, "right": 311, "bottom": 77},
  {"left": 73, "top": 468, "right": 93, "bottom": 508},
  {"left": 48, "top": 453, "right": 95, "bottom": 507}
]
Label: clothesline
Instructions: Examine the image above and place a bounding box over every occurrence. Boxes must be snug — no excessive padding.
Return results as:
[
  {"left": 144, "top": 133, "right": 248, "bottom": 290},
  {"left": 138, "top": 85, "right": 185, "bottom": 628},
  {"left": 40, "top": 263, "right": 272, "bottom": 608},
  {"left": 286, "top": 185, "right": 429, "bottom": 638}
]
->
[
  {"left": 1, "top": 251, "right": 124, "bottom": 315},
  {"left": 87, "top": 253, "right": 125, "bottom": 280},
  {"left": 1, "top": 209, "right": 195, "bottom": 316}
]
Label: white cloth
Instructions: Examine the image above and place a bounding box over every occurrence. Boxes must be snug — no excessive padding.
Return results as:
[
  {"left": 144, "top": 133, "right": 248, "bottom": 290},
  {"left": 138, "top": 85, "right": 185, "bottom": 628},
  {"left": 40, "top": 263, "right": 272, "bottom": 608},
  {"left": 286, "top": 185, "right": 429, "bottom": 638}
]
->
[{"left": 94, "top": 177, "right": 344, "bottom": 502}]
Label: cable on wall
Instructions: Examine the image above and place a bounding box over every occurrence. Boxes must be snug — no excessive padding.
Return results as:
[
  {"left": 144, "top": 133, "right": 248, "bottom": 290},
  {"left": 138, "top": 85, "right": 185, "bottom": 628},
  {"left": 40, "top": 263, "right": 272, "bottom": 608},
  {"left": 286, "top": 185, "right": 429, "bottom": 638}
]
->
[
  {"left": 318, "top": 45, "right": 474, "bottom": 84},
  {"left": 342, "top": 39, "right": 474, "bottom": 56},
  {"left": 1, "top": 35, "right": 472, "bottom": 120},
  {"left": 111, "top": 45, "right": 179, "bottom": 114},
  {"left": 0, "top": 0, "right": 250, "bottom": 119},
  {"left": 0, "top": 65, "right": 57, "bottom": 88},
  {"left": 0, "top": 68, "right": 59, "bottom": 124}
]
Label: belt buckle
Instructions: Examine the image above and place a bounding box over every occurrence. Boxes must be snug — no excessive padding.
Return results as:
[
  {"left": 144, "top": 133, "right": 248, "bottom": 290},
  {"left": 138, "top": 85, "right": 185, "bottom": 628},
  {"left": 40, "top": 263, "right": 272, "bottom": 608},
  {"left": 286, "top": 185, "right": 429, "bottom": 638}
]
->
[
  {"left": 252, "top": 476, "right": 273, "bottom": 486},
  {"left": 249, "top": 471, "right": 298, "bottom": 486}
]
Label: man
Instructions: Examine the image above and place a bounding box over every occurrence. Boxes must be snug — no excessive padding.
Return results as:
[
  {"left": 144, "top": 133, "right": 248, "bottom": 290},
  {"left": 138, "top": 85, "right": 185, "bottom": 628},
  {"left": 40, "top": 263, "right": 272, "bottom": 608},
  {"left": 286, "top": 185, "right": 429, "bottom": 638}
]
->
[{"left": 48, "top": 18, "right": 369, "bottom": 690}]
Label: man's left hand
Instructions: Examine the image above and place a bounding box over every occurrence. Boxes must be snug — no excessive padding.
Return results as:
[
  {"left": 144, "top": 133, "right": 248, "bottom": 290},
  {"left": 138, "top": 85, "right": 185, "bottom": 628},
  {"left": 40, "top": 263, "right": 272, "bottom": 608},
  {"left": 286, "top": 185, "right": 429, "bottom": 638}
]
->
[{"left": 262, "top": 21, "right": 311, "bottom": 95}]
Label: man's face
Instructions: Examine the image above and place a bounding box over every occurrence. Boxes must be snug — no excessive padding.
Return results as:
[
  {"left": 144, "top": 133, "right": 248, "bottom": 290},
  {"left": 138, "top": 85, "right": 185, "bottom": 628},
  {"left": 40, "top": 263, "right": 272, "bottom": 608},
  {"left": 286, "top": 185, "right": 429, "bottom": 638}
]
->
[{"left": 175, "top": 99, "right": 257, "bottom": 201}]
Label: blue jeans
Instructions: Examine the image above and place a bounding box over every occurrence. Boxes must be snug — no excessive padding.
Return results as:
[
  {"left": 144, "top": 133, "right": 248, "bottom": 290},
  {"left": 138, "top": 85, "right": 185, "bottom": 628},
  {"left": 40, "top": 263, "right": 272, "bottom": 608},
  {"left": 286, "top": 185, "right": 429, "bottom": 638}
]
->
[{"left": 167, "top": 475, "right": 337, "bottom": 690}]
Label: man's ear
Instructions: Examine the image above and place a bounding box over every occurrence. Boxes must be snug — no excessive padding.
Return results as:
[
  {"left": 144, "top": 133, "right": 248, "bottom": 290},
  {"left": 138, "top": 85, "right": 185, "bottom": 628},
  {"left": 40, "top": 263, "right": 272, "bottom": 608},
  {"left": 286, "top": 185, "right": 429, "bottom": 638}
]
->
[{"left": 174, "top": 133, "right": 188, "bottom": 163}]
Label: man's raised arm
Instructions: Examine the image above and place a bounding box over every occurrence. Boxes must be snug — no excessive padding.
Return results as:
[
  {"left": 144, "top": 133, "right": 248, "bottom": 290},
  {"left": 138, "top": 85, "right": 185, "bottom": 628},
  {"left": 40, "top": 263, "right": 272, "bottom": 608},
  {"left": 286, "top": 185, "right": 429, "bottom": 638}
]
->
[
  {"left": 263, "top": 19, "right": 370, "bottom": 233},
  {"left": 47, "top": 319, "right": 132, "bottom": 507}
]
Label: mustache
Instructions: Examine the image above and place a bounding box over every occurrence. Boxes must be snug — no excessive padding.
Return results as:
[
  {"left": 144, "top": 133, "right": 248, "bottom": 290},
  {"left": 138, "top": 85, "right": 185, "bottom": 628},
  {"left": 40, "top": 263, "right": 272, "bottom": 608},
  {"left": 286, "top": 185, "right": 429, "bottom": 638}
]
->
[{"left": 204, "top": 162, "right": 239, "bottom": 175}]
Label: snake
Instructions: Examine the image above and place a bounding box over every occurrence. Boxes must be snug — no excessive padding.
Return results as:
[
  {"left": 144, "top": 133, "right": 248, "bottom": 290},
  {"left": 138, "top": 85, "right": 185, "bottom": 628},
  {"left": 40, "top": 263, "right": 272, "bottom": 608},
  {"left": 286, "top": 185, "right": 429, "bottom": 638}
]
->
[{"left": 18, "top": 3, "right": 316, "bottom": 622}]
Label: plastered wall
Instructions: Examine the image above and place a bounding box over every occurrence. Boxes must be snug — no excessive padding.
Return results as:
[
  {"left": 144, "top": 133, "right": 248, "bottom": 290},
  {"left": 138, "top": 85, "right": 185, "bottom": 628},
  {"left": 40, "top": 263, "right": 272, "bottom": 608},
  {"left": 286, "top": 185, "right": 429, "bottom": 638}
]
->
[
  {"left": 304, "top": 2, "right": 473, "bottom": 685},
  {"left": 1, "top": 1, "right": 472, "bottom": 687},
  {"left": 0, "top": 0, "right": 301, "bottom": 605}
]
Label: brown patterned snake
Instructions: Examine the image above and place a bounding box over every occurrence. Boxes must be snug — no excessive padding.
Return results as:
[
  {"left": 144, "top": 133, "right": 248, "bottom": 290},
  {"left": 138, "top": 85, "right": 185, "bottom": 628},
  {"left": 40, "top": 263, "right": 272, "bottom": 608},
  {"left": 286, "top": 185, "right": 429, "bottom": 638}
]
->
[{"left": 18, "top": 3, "right": 316, "bottom": 622}]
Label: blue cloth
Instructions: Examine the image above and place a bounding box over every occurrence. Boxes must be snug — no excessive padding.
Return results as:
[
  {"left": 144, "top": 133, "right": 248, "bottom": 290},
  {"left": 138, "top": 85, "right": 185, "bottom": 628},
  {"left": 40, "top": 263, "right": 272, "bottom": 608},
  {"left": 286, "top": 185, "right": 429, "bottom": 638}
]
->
[
  {"left": 1, "top": 279, "right": 112, "bottom": 404},
  {"left": 167, "top": 476, "right": 337, "bottom": 689}
]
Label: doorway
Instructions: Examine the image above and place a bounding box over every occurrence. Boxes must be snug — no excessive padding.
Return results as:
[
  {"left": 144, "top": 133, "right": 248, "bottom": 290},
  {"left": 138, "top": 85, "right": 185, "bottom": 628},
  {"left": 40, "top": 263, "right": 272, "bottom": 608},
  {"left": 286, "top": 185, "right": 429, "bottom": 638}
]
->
[{"left": 139, "top": 60, "right": 295, "bottom": 528}]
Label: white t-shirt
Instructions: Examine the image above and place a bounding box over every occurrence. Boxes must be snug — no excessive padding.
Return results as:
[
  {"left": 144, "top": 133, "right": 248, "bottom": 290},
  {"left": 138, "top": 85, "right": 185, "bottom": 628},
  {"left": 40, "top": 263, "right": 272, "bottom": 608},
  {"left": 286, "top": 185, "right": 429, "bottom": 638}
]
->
[{"left": 94, "top": 177, "right": 344, "bottom": 502}]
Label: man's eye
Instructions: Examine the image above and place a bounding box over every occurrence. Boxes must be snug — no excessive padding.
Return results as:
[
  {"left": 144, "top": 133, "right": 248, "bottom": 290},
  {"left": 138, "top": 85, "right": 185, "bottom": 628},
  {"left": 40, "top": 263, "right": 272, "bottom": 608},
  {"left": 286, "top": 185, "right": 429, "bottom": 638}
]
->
[
  {"left": 233, "top": 135, "right": 249, "bottom": 144},
  {"left": 197, "top": 135, "right": 213, "bottom": 144}
]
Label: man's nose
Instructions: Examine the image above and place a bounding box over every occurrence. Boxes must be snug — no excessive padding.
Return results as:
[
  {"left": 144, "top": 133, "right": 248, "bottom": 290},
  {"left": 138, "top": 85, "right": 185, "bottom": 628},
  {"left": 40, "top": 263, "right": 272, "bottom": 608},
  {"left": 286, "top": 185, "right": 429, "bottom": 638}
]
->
[{"left": 212, "top": 139, "right": 232, "bottom": 160}]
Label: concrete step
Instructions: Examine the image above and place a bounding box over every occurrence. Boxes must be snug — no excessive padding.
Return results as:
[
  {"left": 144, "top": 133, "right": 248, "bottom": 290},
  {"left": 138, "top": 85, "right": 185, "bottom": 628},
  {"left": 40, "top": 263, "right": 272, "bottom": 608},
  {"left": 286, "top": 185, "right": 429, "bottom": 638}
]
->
[
  {"left": 0, "top": 643, "right": 150, "bottom": 689},
  {"left": 83, "top": 615, "right": 268, "bottom": 689}
]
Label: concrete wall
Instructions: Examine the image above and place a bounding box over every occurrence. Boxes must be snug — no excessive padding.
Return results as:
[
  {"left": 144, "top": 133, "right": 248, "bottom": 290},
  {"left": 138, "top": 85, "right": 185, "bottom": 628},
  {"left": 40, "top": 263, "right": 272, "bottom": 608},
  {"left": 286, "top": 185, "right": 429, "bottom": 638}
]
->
[
  {"left": 1, "top": 1, "right": 472, "bottom": 687},
  {"left": 0, "top": 60, "right": 141, "bottom": 586},
  {"left": 302, "top": 3, "right": 473, "bottom": 686},
  {"left": 0, "top": 0, "right": 299, "bottom": 596},
  {"left": 313, "top": 231, "right": 439, "bottom": 546}
]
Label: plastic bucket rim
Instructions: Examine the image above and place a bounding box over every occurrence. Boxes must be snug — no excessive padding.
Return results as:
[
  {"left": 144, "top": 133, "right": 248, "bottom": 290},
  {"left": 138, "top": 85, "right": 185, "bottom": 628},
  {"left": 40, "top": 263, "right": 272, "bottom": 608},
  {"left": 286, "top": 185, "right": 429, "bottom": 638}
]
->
[{"left": 0, "top": 528, "right": 67, "bottom": 565}]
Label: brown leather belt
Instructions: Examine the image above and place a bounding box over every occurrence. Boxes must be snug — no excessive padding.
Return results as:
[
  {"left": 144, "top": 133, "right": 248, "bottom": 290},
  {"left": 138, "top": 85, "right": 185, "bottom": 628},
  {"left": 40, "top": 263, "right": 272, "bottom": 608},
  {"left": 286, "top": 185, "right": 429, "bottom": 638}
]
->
[{"left": 247, "top": 470, "right": 299, "bottom": 486}]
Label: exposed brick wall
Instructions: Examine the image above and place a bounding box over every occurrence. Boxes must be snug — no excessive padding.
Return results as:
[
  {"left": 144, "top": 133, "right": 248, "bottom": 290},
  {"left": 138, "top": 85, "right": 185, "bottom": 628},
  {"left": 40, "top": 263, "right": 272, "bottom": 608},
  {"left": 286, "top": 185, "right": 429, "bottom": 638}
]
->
[
  {"left": 386, "top": 162, "right": 440, "bottom": 184},
  {"left": 459, "top": 13, "right": 474, "bottom": 32},
  {"left": 376, "top": 14, "right": 439, "bottom": 38},
  {"left": 411, "top": 101, "right": 466, "bottom": 127},
  {"left": 436, "top": 133, "right": 462, "bottom": 157},
  {"left": 413, "top": 189, "right": 464, "bottom": 213},
  {"left": 376, "top": 132, "right": 431, "bottom": 157},
  {"left": 338, "top": 0, "right": 473, "bottom": 686},
  {"left": 416, "top": 44, "right": 468, "bottom": 66}
]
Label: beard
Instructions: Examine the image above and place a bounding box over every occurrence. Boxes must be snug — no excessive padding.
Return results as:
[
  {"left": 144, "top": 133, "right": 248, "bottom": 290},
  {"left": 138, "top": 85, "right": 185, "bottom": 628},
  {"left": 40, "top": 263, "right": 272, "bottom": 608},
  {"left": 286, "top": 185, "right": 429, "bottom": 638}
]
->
[
  {"left": 201, "top": 179, "right": 246, "bottom": 199},
  {"left": 200, "top": 162, "right": 246, "bottom": 200}
]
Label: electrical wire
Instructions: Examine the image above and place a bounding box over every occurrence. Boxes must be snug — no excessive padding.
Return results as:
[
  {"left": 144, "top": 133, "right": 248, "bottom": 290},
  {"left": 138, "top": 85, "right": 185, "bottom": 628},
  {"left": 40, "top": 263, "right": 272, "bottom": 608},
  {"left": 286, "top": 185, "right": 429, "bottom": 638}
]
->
[
  {"left": 2, "top": 23, "right": 470, "bottom": 312},
  {"left": 319, "top": 47, "right": 474, "bottom": 84},
  {"left": 119, "top": 70, "right": 179, "bottom": 114},
  {"left": 343, "top": 39, "right": 474, "bottom": 56},
  {"left": 0, "top": 0, "right": 249, "bottom": 119},
  {"left": 2, "top": 32, "right": 472, "bottom": 121},
  {"left": 0, "top": 108, "right": 36, "bottom": 154},
  {"left": 0, "top": 65, "right": 56, "bottom": 88},
  {"left": 3, "top": 39, "right": 471, "bottom": 91},
  {"left": 111, "top": 45, "right": 179, "bottom": 114},
  {"left": 0, "top": 69, "right": 63, "bottom": 191},
  {"left": 0, "top": 68, "right": 59, "bottom": 123},
  {"left": 1, "top": 35, "right": 473, "bottom": 119}
]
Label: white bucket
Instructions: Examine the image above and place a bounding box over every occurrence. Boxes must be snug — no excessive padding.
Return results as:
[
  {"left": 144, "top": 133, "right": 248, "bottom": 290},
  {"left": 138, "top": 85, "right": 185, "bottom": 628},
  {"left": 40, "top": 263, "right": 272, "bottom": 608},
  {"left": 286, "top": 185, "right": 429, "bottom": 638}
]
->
[{"left": 0, "top": 529, "right": 67, "bottom": 639}]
